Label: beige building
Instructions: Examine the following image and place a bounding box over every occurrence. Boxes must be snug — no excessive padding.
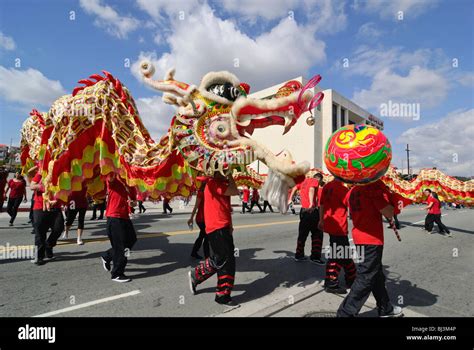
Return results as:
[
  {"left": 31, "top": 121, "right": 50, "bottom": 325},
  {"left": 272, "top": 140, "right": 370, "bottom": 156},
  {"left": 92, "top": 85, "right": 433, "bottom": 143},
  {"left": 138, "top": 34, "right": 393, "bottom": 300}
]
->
[{"left": 248, "top": 76, "right": 384, "bottom": 174}]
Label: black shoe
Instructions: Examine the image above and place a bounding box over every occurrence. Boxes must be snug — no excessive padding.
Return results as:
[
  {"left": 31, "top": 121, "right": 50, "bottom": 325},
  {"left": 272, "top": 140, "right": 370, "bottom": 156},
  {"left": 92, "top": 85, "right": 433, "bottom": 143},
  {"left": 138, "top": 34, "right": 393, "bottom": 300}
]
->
[
  {"left": 112, "top": 275, "right": 131, "bottom": 283},
  {"left": 169, "top": 208, "right": 173, "bottom": 214},
  {"left": 188, "top": 271, "right": 197, "bottom": 295},
  {"left": 90, "top": 217, "right": 96, "bottom": 221},
  {"left": 101, "top": 257, "right": 111, "bottom": 272},
  {"left": 9, "top": 223, "right": 13, "bottom": 226},
  {"left": 31, "top": 258, "right": 45, "bottom": 266},
  {"left": 45, "top": 247, "right": 55, "bottom": 260},
  {"left": 325, "top": 286, "right": 347, "bottom": 294},
  {"left": 191, "top": 253, "right": 203, "bottom": 260},
  {"left": 310, "top": 256, "right": 325, "bottom": 265},
  {"left": 294, "top": 254, "right": 308, "bottom": 262},
  {"left": 215, "top": 295, "right": 237, "bottom": 306},
  {"left": 142, "top": 208, "right": 146, "bottom": 213}
]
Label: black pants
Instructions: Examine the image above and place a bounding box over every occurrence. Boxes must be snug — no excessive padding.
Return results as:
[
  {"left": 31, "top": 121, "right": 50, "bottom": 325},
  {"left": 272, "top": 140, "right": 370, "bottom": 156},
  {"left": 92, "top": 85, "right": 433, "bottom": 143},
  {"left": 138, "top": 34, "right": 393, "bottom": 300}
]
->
[
  {"left": 193, "top": 228, "right": 235, "bottom": 298},
  {"left": 425, "top": 214, "right": 450, "bottom": 233},
  {"left": 393, "top": 215, "right": 400, "bottom": 229},
  {"left": 337, "top": 245, "right": 393, "bottom": 317},
  {"left": 249, "top": 200, "right": 263, "bottom": 212},
  {"left": 7, "top": 196, "right": 23, "bottom": 224},
  {"left": 33, "top": 209, "right": 64, "bottom": 260},
  {"left": 263, "top": 201, "right": 274, "bottom": 213},
  {"left": 325, "top": 235, "right": 356, "bottom": 288},
  {"left": 91, "top": 202, "right": 105, "bottom": 219},
  {"left": 296, "top": 208, "right": 323, "bottom": 258},
  {"left": 29, "top": 196, "right": 35, "bottom": 222},
  {"left": 66, "top": 208, "right": 87, "bottom": 229},
  {"left": 102, "top": 217, "right": 137, "bottom": 278},
  {"left": 241, "top": 202, "right": 250, "bottom": 213},
  {"left": 138, "top": 201, "right": 146, "bottom": 213},
  {"left": 163, "top": 202, "right": 173, "bottom": 214},
  {"left": 191, "top": 221, "right": 210, "bottom": 258}
]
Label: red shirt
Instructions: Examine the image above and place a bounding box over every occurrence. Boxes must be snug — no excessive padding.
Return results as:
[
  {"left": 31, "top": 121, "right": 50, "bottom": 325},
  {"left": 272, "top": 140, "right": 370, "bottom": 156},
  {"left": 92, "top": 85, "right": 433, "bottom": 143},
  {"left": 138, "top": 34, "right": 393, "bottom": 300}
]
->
[
  {"left": 345, "top": 180, "right": 391, "bottom": 245},
  {"left": 252, "top": 189, "right": 259, "bottom": 202},
  {"left": 106, "top": 179, "right": 137, "bottom": 219},
  {"left": 8, "top": 179, "right": 26, "bottom": 199},
  {"left": 427, "top": 196, "right": 441, "bottom": 214},
  {"left": 204, "top": 178, "right": 232, "bottom": 234},
  {"left": 196, "top": 190, "right": 205, "bottom": 224},
  {"left": 242, "top": 188, "right": 250, "bottom": 202},
  {"left": 297, "top": 178, "right": 319, "bottom": 209},
  {"left": 319, "top": 180, "right": 349, "bottom": 236},
  {"left": 137, "top": 192, "right": 146, "bottom": 201},
  {"left": 68, "top": 187, "right": 88, "bottom": 209},
  {"left": 32, "top": 174, "right": 45, "bottom": 210}
]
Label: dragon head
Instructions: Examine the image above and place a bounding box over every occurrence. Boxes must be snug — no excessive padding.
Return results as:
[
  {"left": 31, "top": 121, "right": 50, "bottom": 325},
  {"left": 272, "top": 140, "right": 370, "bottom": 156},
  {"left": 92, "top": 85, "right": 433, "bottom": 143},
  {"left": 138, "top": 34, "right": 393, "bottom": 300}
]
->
[{"left": 140, "top": 61, "right": 319, "bottom": 190}]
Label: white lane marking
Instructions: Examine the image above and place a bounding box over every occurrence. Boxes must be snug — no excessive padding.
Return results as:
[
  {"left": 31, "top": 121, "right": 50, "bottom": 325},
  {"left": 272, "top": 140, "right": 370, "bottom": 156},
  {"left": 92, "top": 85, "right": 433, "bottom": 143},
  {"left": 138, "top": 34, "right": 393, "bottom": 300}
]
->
[{"left": 33, "top": 290, "right": 141, "bottom": 317}]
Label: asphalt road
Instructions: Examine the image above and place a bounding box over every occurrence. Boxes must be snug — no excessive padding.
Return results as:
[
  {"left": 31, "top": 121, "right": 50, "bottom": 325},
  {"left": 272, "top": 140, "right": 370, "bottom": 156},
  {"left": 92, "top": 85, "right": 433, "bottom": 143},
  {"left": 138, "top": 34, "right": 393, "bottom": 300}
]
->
[{"left": 0, "top": 204, "right": 473, "bottom": 317}]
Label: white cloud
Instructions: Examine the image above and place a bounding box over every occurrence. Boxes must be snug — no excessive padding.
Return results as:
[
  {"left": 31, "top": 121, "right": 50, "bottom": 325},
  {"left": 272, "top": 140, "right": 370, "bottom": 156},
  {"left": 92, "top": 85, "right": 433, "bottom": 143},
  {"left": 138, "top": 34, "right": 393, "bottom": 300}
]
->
[
  {"left": 219, "top": 0, "right": 347, "bottom": 34},
  {"left": 353, "top": 0, "right": 440, "bottom": 19},
  {"left": 397, "top": 109, "right": 474, "bottom": 176},
  {"left": 339, "top": 46, "right": 449, "bottom": 110},
  {"left": 0, "top": 66, "right": 67, "bottom": 107},
  {"left": 356, "top": 22, "right": 382, "bottom": 40},
  {"left": 135, "top": 96, "right": 176, "bottom": 140},
  {"left": 136, "top": 0, "right": 200, "bottom": 21},
  {"left": 79, "top": 0, "right": 139, "bottom": 39},
  {"left": 220, "top": 0, "right": 300, "bottom": 21},
  {"left": 0, "top": 32, "right": 16, "bottom": 50},
  {"left": 352, "top": 66, "right": 448, "bottom": 109},
  {"left": 343, "top": 46, "right": 437, "bottom": 77},
  {"left": 456, "top": 72, "right": 474, "bottom": 87},
  {"left": 132, "top": 3, "right": 326, "bottom": 91}
]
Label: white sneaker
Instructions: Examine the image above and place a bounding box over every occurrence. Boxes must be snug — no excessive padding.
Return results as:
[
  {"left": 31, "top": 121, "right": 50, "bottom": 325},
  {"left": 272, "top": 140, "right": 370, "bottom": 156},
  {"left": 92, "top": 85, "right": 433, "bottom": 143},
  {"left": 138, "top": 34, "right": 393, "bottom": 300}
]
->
[
  {"left": 77, "top": 239, "right": 84, "bottom": 245},
  {"left": 379, "top": 305, "right": 404, "bottom": 318},
  {"left": 112, "top": 275, "right": 131, "bottom": 283},
  {"left": 61, "top": 233, "right": 68, "bottom": 240}
]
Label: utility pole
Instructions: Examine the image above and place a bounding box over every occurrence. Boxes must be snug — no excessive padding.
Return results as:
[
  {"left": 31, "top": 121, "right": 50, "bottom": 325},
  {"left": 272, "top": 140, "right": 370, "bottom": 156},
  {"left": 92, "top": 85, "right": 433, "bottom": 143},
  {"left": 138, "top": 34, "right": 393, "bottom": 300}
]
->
[{"left": 405, "top": 144, "right": 411, "bottom": 178}]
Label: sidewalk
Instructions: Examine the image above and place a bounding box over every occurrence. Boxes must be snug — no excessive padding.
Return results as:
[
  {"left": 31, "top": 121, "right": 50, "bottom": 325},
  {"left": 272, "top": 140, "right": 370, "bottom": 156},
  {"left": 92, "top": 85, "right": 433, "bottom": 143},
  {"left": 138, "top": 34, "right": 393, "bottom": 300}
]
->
[{"left": 217, "top": 277, "right": 426, "bottom": 317}]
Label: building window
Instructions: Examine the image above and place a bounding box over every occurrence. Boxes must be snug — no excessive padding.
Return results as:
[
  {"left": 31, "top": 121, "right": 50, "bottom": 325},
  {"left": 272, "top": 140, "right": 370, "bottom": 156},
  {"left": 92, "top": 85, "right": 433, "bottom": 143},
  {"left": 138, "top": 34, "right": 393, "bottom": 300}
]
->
[
  {"left": 332, "top": 104, "right": 338, "bottom": 132},
  {"left": 340, "top": 107, "right": 346, "bottom": 127}
]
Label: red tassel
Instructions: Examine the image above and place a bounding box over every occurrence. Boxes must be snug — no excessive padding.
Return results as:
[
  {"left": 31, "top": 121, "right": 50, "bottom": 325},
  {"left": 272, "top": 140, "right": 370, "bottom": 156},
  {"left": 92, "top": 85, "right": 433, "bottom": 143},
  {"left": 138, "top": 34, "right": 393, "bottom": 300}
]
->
[
  {"left": 77, "top": 79, "right": 95, "bottom": 86},
  {"left": 72, "top": 87, "right": 84, "bottom": 96},
  {"left": 89, "top": 74, "right": 104, "bottom": 82}
]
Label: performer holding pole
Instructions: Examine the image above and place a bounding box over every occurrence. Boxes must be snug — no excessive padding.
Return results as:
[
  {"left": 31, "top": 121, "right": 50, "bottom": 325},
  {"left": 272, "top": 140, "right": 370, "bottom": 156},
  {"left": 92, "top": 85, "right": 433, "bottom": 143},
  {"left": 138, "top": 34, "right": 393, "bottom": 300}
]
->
[
  {"left": 289, "top": 173, "right": 325, "bottom": 264},
  {"left": 188, "top": 172, "right": 240, "bottom": 306},
  {"left": 188, "top": 178, "right": 210, "bottom": 259},
  {"left": 241, "top": 186, "right": 250, "bottom": 213},
  {"left": 337, "top": 180, "right": 403, "bottom": 317},
  {"left": 100, "top": 175, "right": 137, "bottom": 283},
  {"left": 319, "top": 179, "right": 356, "bottom": 294},
  {"left": 30, "top": 172, "right": 64, "bottom": 265},
  {"left": 63, "top": 186, "right": 88, "bottom": 245}
]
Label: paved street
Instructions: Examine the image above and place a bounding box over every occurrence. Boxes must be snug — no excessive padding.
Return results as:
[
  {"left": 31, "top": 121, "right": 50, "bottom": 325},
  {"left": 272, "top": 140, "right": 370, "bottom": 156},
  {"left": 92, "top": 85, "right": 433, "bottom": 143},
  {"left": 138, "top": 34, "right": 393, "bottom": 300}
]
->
[{"left": 0, "top": 203, "right": 472, "bottom": 317}]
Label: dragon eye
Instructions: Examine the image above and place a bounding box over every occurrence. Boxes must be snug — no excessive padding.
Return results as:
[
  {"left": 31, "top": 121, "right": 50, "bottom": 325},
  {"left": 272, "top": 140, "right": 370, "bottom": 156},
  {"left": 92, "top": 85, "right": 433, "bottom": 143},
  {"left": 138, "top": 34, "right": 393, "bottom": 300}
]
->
[{"left": 207, "top": 83, "right": 241, "bottom": 101}]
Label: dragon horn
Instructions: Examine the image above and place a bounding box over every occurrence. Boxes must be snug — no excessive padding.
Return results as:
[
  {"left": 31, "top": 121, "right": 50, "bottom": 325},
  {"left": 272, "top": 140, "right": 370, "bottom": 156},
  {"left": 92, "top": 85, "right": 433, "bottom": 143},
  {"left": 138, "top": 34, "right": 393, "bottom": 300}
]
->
[{"left": 139, "top": 60, "right": 196, "bottom": 101}]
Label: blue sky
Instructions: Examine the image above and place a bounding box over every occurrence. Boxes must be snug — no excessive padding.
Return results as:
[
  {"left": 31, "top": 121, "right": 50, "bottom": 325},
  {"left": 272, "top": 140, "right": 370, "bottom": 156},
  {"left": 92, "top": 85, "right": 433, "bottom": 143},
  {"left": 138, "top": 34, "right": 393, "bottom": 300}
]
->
[{"left": 0, "top": 0, "right": 473, "bottom": 175}]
